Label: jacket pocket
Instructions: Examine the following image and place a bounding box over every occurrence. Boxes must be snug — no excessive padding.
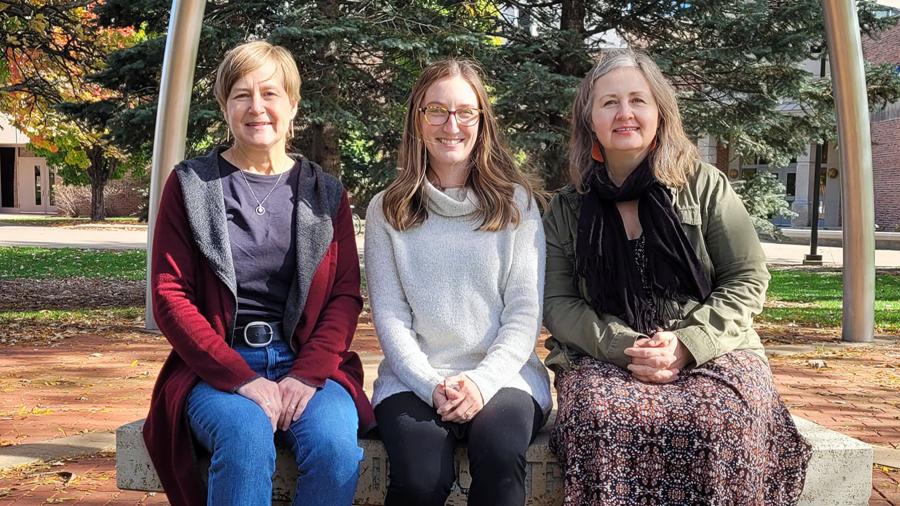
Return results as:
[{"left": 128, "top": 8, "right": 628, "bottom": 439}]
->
[
  {"left": 678, "top": 205, "right": 714, "bottom": 279},
  {"left": 678, "top": 205, "right": 702, "bottom": 226}
]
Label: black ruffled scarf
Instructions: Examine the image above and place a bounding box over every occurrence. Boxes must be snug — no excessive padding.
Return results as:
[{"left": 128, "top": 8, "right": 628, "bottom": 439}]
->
[{"left": 575, "top": 155, "right": 712, "bottom": 335}]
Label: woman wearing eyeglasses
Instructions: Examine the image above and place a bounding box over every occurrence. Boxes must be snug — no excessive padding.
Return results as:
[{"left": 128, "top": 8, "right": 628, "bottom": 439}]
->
[{"left": 364, "top": 59, "right": 552, "bottom": 506}]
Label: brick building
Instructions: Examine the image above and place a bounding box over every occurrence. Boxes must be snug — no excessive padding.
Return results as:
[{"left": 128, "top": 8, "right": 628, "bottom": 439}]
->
[
  {"left": 0, "top": 115, "right": 57, "bottom": 214},
  {"left": 53, "top": 171, "right": 146, "bottom": 218},
  {"left": 864, "top": 8, "right": 900, "bottom": 231},
  {"left": 0, "top": 113, "right": 145, "bottom": 218},
  {"left": 700, "top": 2, "right": 900, "bottom": 231}
]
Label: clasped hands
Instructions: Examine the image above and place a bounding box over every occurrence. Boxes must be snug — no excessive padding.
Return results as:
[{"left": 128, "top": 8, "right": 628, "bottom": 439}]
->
[
  {"left": 432, "top": 374, "right": 484, "bottom": 424},
  {"left": 623, "top": 330, "right": 690, "bottom": 384},
  {"left": 237, "top": 376, "right": 316, "bottom": 432}
]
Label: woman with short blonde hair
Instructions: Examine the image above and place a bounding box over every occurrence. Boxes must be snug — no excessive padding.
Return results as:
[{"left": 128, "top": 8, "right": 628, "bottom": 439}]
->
[{"left": 144, "top": 40, "right": 373, "bottom": 506}]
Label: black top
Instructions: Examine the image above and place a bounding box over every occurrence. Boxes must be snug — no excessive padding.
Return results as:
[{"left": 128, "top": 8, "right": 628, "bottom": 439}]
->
[
  {"left": 219, "top": 154, "right": 299, "bottom": 326},
  {"left": 630, "top": 235, "right": 650, "bottom": 295}
]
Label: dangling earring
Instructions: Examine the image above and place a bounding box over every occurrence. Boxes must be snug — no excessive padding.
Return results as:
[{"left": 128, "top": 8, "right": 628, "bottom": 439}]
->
[
  {"left": 591, "top": 138, "right": 605, "bottom": 163},
  {"left": 289, "top": 121, "right": 295, "bottom": 140},
  {"left": 225, "top": 127, "right": 231, "bottom": 144}
]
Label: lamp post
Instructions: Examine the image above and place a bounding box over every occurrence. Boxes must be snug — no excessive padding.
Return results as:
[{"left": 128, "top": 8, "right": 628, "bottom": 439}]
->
[{"left": 803, "top": 54, "right": 827, "bottom": 266}]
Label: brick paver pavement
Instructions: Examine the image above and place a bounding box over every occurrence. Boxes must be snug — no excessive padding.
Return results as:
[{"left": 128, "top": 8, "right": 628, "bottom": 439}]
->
[
  {"left": 1, "top": 325, "right": 897, "bottom": 504},
  {"left": 768, "top": 339, "right": 900, "bottom": 504},
  {"left": 0, "top": 453, "right": 166, "bottom": 505}
]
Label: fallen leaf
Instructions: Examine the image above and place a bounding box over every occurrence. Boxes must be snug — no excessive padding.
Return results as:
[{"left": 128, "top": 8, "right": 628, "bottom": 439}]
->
[{"left": 806, "top": 359, "right": 827, "bottom": 369}]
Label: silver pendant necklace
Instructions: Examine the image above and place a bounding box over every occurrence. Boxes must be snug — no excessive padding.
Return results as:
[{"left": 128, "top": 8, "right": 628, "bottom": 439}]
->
[{"left": 238, "top": 168, "right": 284, "bottom": 216}]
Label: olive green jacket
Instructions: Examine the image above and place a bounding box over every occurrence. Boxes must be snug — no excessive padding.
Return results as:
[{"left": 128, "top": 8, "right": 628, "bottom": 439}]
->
[{"left": 542, "top": 162, "right": 769, "bottom": 373}]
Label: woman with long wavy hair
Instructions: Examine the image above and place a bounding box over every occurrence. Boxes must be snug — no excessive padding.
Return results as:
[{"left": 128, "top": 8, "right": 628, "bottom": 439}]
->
[
  {"left": 542, "top": 48, "right": 811, "bottom": 505},
  {"left": 364, "top": 59, "right": 552, "bottom": 506}
]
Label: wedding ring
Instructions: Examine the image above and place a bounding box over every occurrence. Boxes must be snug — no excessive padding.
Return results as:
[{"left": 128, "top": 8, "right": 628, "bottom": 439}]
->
[
  {"left": 264, "top": 400, "right": 271, "bottom": 406},
  {"left": 290, "top": 404, "right": 297, "bottom": 409}
]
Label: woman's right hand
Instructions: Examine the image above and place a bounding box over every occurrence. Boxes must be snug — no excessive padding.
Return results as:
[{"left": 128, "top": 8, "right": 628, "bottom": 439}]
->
[
  {"left": 433, "top": 383, "right": 450, "bottom": 410},
  {"left": 237, "top": 377, "right": 283, "bottom": 432},
  {"left": 624, "top": 332, "right": 682, "bottom": 384}
]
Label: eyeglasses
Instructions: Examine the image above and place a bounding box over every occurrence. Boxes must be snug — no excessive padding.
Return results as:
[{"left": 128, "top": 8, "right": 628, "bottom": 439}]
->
[{"left": 418, "top": 106, "right": 482, "bottom": 126}]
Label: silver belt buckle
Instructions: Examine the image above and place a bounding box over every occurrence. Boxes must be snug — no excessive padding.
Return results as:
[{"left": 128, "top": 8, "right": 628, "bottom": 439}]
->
[{"left": 243, "top": 321, "right": 274, "bottom": 348}]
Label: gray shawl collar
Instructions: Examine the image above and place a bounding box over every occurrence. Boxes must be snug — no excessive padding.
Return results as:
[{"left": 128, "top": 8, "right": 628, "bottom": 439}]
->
[{"left": 174, "top": 146, "right": 343, "bottom": 338}]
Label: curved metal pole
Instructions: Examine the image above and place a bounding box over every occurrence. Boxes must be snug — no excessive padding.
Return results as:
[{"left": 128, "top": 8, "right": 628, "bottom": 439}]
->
[
  {"left": 822, "top": 0, "right": 875, "bottom": 343},
  {"left": 145, "top": 0, "right": 206, "bottom": 330}
]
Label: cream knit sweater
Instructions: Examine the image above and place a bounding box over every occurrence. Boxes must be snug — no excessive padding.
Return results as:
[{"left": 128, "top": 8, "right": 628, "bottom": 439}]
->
[{"left": 365, "top": 182, "right": 552, "bottom": 413}]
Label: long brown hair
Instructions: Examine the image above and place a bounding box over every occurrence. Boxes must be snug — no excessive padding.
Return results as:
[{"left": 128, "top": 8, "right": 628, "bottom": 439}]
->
[
  {"left": 382, "top": 59, "right": 541, "bottom": 231},
  {"left": 569, "top": 48, "right": 699, "bottom": 192}
]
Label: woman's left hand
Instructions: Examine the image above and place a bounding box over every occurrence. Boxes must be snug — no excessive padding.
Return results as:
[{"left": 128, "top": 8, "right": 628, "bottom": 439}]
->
[
  {"left": 436, "top": 374, "right": 484, "bottom": 424},
  {"left": 624, "top": 331, "right": 690, "bottom": 384},
  {"left": 277, "top": 377, "right": 317, "bottom": 431}
]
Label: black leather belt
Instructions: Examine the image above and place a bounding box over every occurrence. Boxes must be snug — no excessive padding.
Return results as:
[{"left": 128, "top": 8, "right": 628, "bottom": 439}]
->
[{"left": 232, "top": 321, "right": 285, "bottom": 347}]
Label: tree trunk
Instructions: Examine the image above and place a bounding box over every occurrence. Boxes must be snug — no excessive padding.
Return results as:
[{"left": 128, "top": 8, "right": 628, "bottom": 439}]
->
[
  {"left": 560, "top": 0, "right": 585, "bottom": 35},
  {"left": 90, "top": 181, "right": 106, "bottom": 222},
  {"left": 311, "top": 0, "right": 342, "bottom": 178},
  {"left": 547, "top": 0, "right": 589, "bottom": 185},
  {"left": 85, "top": 145, "right": 116, "bottom": 222},
  {"left": 308, "top": 122, "right": 341, "bottom": 177},
  {"left": 558, "top": 0, "right": 588, "bottom": 77}
]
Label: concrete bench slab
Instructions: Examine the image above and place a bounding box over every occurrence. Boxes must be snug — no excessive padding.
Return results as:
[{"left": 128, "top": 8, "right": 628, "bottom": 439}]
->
[{"left": 116, "top": 415, "right": 872, "bottom": 505}]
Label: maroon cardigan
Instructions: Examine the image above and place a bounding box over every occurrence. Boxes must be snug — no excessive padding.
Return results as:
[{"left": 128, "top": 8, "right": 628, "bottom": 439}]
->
[{"left": 143, "top": 151, "right": 374, "bottom": 506}]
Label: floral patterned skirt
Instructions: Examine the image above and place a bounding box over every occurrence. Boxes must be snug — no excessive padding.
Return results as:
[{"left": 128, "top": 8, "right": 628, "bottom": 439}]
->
[{"left": 550, "top": 351, "right": 811, "bottom": 506}]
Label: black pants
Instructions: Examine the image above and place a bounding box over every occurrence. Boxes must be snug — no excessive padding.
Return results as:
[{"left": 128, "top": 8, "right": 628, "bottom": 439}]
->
[{"left": 375, "top": 388, "right": 543, "bottom": 506}]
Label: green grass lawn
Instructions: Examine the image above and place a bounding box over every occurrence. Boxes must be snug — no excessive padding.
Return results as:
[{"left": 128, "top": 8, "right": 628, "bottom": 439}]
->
[
  {"left": 0, "top": 307, "right": 144, "bottom": 324},
  {"left": 761, "top": 270, "right": 900, "bottom": 333},
  {"left": 0, "top": 246, "right": 897, "bottom": 333},
  {"left": 0, "top": 246, "right": 146, "bottom": 280},
  {"left": 0, "top": 217, "right": 142, "bottom": 226}
]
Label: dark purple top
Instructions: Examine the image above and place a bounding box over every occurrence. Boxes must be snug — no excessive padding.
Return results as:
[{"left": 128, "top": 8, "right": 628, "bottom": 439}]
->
[{"left": 219, "top": 154, "right": 299, "bottom": 326}]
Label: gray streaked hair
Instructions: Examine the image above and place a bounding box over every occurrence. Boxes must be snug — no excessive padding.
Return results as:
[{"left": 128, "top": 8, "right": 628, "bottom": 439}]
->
[{"left": 569, "top": 48, "right": 699, "bottom": 191}]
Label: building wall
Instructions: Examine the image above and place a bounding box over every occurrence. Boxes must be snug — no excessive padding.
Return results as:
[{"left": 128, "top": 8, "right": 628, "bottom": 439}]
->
[
  {"left": 863, "top": 15, "right": 900, "bottom": 66},
  {"left": 871, "top": 117, "right": 900, "bottom": 230},
  {"left": 54, "top": 170, "right": 146, "bottom": 218},
  {"left": 715, "top": 141, "right": 730, "bottom": 173},
  {"left": 863, "top": 16, "right": 900, "bottom": 230}
]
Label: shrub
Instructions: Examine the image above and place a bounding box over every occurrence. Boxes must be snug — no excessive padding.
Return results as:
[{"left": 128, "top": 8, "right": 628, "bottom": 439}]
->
[{"left": 731, "top": 171, "right": 797, "bottom": 240}]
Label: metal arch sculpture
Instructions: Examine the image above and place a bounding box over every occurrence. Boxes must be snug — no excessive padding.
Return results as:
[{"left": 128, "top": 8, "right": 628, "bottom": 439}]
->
[
  {"left": 145, "top": 0, "right": 875, "bottom": 343},
  {"left": 822, "top": 1, "right": 875, "bottom": 343},
  {"left": 144, "top": 0, "right": 206, "bottom": 330}
]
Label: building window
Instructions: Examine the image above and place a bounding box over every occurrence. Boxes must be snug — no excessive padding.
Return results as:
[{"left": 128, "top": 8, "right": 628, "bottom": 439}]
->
[
  {"left": 786, "top": 173, "right": 796, "bottom": 197},
  {"left": 873, "top": 7, "right": 899, "bottom": 19},
  {"left": 49, "top": 169, "right": 56, "bottom": 206},
  {"left": 741, "top": 168, "right": 757, "bottom": 180},
  {"left": 34, "top": 166, "right": 41, "bottom": 206}
]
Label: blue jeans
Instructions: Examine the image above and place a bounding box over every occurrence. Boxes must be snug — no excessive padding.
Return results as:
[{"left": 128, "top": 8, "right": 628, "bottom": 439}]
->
[{"left": 186, "top": 340, "right": 362, "bottom": 506}]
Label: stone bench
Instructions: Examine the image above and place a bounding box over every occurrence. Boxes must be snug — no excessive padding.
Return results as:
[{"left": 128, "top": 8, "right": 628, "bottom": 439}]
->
[{"left": 116, "top": 415, "right": 872, "bottom": 505}]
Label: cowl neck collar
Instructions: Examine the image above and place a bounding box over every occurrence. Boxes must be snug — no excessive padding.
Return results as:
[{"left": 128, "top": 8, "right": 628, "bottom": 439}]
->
[{"left": 423, "top": 180, "right": 479, "bottom": 217}]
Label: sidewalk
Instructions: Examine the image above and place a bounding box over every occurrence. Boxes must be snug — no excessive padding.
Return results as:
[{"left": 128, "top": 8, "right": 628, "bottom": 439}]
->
[
  {"left": 2, "top": 222, "right": 900, "bottom": 268},
  {"left": 0, "top": 224, "right": 147, "bottom": 250},
  {"left": 762, "top": 240, "right": 900, "bottom": 267}
]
